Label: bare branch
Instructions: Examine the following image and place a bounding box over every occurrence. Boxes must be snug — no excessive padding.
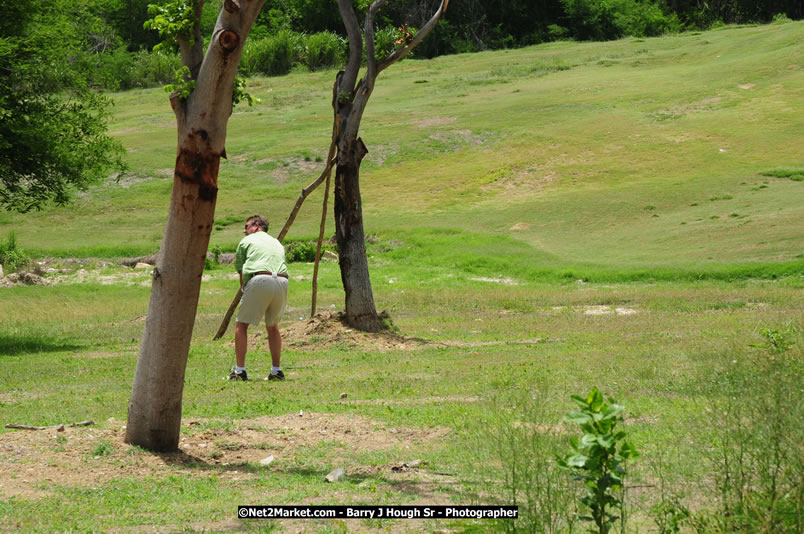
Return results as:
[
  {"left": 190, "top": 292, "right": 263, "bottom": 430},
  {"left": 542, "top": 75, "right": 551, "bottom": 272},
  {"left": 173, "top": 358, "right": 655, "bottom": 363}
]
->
[
  {"left": 337, "top": 0, "right": 363, "bottom": 94},
  {"left": 378, "top": 0, "right": 449, "bottom": 74}
]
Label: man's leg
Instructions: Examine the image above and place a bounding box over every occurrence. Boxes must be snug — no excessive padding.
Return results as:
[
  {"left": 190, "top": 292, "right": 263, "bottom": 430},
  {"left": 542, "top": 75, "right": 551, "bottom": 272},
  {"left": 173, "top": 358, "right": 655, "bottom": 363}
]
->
[
  {"left": 235, "top": 321, "right": 249, "bottom": 368},
  {"left": 267, "top": 324, "right": 281, "bottom": 367}
]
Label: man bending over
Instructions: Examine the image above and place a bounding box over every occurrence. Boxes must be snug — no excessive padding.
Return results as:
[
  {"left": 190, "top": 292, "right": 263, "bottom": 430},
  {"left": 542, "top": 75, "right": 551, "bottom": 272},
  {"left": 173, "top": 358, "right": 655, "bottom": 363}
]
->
[{"left": 230, "top": 214, "right": 288, "bottom": 381}]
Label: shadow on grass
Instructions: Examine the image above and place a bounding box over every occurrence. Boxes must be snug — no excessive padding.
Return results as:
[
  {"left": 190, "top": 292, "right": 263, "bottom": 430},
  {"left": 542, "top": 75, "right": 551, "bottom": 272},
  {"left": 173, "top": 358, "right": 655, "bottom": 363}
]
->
[
  {"left": 153, "top": 452, "right": 465, "bottom": 499},
  {"left": 0, "top": 335, "right": 84, "bottom": 356}
]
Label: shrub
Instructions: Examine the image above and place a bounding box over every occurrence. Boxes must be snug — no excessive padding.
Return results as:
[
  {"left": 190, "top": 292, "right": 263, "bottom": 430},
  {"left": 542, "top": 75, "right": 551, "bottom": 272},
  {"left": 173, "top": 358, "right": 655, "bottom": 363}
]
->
[
  {"left": 90, "top": 47, "right": 135, "bottom": 91},
  {"left": 128, "top": 50, "right": 183, "bottom": 88},
  {"left": 304, "top": 31, "right": 345, "bottom": 70},
  {"left": 558, "top": 387, "right": 640, "bottom": 533},
  {"left": 284, "top": 240, "right": 317, "bottom": 263},
  {"left": 0, "top": 232, "right": 31, "bottom": 273},
  {"left": 620, "top": 2, "right": 682, "bottom": 37},
  {"left": 240, "top": 30, "right": 300, "bottom": 76}
]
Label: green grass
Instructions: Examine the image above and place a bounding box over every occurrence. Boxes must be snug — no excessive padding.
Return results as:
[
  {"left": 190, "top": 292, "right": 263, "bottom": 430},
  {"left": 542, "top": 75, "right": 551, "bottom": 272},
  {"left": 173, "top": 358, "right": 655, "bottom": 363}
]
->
[{"left": 0, "top": 22, "right": 803, "bottom": 532}]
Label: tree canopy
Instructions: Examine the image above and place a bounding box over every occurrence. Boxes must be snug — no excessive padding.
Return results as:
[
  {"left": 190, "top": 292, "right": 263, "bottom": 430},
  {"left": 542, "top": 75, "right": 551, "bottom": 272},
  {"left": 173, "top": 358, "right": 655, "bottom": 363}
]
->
[{"left": 0, "top": 0, "right": 126, "bottom": 213}]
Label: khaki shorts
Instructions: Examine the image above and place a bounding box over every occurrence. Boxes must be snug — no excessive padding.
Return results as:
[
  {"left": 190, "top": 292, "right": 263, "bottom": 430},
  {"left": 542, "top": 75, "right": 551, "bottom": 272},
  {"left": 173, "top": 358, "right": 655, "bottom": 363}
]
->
[{"left": 236, "top": 274, "right": 289, "bottom": 326}]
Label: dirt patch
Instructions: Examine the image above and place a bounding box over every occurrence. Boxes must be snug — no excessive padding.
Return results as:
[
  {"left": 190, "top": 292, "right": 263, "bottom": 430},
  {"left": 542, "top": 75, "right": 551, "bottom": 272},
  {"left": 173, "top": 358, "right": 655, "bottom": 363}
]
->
[
  {"left": 0, "top": 413, "right": 450, "bottom": 500},
  {"left": 413, "top": 116, "right": 456, "bottom": 128},
  {"left": 469, "top": 276, "right": 519, "bottom": 285},
  {"left": 510, "top": 222, "right": 531, "bottom": 230},
  {"left": 278, "top": 312, "right": 429, "bottom": 352},
  {"left": 583, "top": 305, "right": 638, "bottom": 316}
]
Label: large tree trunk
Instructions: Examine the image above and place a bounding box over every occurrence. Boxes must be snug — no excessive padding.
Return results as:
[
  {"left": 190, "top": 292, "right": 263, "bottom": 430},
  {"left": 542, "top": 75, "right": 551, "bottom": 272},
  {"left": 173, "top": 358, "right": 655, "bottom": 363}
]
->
[
  {"left": 125, "top": 153, "right": 217, "bottom": 451},
  {"left": 126, "top": 0, "right": 264, "bottom": 452},
  {"left": 333, "top": 137, "right": 383, "bottom": 332}
]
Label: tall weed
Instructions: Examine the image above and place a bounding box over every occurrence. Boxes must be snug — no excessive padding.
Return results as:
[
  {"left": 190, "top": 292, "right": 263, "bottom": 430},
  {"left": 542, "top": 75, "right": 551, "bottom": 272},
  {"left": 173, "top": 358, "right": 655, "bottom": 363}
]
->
[
  {"left": 700, "top": 324, "right": 803, "bottom": 532},
  {"left": 0, "top": 232, "right": 30, "bottom": 273},
  {"left": 468, "top": 389, "right": 580, "bottom": 533}
]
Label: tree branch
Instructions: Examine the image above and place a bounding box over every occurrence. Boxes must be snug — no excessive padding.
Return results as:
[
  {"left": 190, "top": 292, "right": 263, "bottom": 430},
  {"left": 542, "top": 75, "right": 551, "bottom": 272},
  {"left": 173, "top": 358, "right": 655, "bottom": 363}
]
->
[
  {"left": 337, "top": 0, "right": 363, "bottom": 95},
  {"left": 179, "top": 0, "right": 207, "bottom": 80},
  {"left": 364, "top": 0, "right": 389, "bottom": 87},
  {"left": 378, "top": 0, "right": 449, "bottom": 74}
]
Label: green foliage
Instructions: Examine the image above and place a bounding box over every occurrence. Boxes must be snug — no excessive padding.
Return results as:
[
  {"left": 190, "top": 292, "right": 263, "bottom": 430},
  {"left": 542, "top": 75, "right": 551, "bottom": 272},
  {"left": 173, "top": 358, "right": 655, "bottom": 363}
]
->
[
  {"left": 651, "top": 495, "right": 690, "bottom": 534},
  {"left": 284, "top": 240, "right": 324, "bottom": 263},
  {"left": 472, "top": 390, "right": 581, "bottom": 533},
  {"left": 559, "top": 387, "right": 639, "bottom": 533},
  {"left": 239, "top": 30, "right": 299, "bottom": 76},
  {"left": 560, "top": 0, "right": 681, "bottom": 41},
  {"left": 304, "top": 31, "right": 346, "bottom": 70},
  {"left": 701, "top": 323, "right": 803, "bottom": 531},
  {"left": 0, "top": 232, "right": 31, "bottom": 272},
  {"left": 211, "top": 245, "right": 223, "bottom": 264},
  {"left": 92, "top": 439, "right": 115, "bottom": 457},
  {"left": 0, "top": 0, "right": 126, "bottom": 212},
  {"left": 371, "top": 25, "right": 418, "bottom": 61},
  {"left": 232, "top": 76, "right": 260, "bottom": 107},
  {"left": 163, "top": 66, "right": 195, "bottom": 99},
  {"left": 761, "top": 167, "right": 804, "bottom": 181},
  {"left": 144, "top": 0, "right": 198, "bottom": 51}
]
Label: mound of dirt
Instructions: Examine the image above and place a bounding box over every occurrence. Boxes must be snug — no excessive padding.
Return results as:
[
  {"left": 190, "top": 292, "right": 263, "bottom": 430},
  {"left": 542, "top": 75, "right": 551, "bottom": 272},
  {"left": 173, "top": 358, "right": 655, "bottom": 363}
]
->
[
  {"left": 0, "top": 272, "right": 48, "bottom": 287},
  {"left": 280, "top": 312, "right": 428, "bottom": 352}
]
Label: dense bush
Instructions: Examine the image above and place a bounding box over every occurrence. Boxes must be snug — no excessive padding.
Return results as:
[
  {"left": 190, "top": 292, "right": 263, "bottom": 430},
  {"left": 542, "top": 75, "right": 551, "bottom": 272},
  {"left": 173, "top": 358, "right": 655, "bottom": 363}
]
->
[
  {"left": 284, "top": 240, "right": 336, "bottom": 263},
  {"left": 304, "top": 31, "right": 345, "bottom": 70},
  {"left": 240, "top": 29, "right": 299, "bottom": 76}
]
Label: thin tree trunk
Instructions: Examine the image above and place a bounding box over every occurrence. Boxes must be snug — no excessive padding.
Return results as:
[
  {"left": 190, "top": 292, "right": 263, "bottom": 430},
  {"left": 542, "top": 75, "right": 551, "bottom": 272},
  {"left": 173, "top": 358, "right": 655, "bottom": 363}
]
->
[
  {"left": 333, "top": 138, "right": 383, "bottom": 332},
  {"left": 312, "top": 169, "right": 332, "bottom": 317}
]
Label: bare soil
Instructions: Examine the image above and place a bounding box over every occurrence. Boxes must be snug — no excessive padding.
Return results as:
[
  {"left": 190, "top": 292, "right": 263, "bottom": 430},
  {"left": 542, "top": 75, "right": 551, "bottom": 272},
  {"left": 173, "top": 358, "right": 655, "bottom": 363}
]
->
[{"left": 0, "top": 412, "right": 451, "bottom": 502}]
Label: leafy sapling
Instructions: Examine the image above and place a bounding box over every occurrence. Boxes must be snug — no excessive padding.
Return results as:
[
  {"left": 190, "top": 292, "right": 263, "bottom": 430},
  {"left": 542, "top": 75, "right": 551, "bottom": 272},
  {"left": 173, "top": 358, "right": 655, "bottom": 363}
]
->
[{"left": 558, "top": 387, "right": 639, "bottom": 534}]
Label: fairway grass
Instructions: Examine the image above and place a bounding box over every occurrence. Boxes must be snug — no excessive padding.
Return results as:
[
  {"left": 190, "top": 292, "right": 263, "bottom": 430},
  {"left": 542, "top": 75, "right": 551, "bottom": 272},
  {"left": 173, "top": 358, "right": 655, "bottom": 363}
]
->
[
  {"left": 1, "top": 21, "right": 803, "bottom": 532},
  {"left": 1, "top": 259, "right": 802, "bottom": 531},
  {"left": 0, "top": 22, "right": 800, "bottom": 275}
]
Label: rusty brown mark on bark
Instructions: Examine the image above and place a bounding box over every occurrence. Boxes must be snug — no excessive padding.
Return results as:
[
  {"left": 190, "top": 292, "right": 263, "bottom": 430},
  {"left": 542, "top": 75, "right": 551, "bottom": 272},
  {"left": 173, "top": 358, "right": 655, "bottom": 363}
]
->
[
  {"left": 175, "top": 129, "right": 221, "bottom": 202},
  {"left": 224, "top": 0, "right": 240, "bottom": 13}
]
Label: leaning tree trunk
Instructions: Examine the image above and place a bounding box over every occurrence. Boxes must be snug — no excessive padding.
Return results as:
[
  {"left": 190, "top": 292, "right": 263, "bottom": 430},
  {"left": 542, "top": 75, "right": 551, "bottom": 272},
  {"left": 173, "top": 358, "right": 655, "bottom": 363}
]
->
[
  {"left": 126, "top": 0, "right": 264, "bottom": 452},
  {"left": 333, "top": 137, "right": 383, "bottom": 332}
]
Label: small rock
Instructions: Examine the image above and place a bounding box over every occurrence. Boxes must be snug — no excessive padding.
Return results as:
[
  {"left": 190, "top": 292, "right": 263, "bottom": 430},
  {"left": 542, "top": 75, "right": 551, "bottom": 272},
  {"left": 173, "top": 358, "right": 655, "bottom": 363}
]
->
[
  {"left": 323, "top": 250, "right": 338, "bottom": 262},
  {"left": 298, "top": 410, "right": 304, "bottom": 417},
  {"left": 339, "top": 392, "right": 348, "bottom": 399},
  {"left": 56, "top": 425, "right": 65, "bottom": 432},
  {"left": 325, "top": 468, "right": 345, "bottom": 483},
  {"left": 260, "top": 455, "right": 275, "bottom": 466},
  {"left": 134, "top": 262, "right": 151, "bottom": 270},
  {"left": 0, "top": 264, "right": 4, "bottom": 278}
]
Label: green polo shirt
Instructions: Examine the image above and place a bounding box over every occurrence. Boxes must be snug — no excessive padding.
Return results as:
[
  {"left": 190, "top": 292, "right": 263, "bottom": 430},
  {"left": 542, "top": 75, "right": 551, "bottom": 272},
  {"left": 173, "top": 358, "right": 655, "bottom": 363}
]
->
[{"left": 235, "top": 231, "right": 288, "bottom": 285}]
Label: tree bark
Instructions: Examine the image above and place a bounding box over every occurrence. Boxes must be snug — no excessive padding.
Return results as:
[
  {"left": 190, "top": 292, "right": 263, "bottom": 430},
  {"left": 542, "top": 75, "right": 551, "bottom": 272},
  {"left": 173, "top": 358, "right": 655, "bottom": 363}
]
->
[
  {"left": 333, "top": 137, "right": 383, "bottom": 332},
  {"left": 126, "top": 0, "right": 264, "bottom": 452}
]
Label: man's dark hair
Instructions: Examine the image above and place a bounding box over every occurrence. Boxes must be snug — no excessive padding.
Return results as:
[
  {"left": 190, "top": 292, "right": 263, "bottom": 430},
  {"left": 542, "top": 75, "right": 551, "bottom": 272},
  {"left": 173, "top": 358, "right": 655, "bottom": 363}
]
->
[{"left": 247, "top": 215, "right": 269, "bottom": 231}]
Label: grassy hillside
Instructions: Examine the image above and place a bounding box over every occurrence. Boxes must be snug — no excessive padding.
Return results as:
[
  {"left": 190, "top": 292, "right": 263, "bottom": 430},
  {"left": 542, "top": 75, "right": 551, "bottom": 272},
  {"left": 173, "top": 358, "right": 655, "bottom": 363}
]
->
[{"left": 1, "top": 22, "right": 802, "bottom": 276}]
